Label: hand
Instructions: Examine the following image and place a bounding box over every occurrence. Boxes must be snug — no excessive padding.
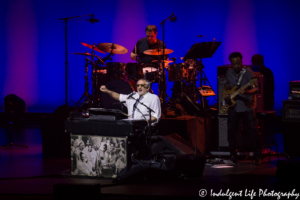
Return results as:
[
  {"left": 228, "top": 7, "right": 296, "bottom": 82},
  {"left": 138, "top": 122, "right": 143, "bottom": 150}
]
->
[
  {"left": 223, "top": 94, "right": 230, "bottom": 101},
  {"left": 100, "top": 85, "right": 108, "bottom": 93},
  {"left": 131, "top": 53, "right": 138, "bottom": 60},
  {"left": 223, "top": 95, "right": 231, "bottom": 104},
  {"left": 240, "top": 89, "right": 246, "bottom": 94}
]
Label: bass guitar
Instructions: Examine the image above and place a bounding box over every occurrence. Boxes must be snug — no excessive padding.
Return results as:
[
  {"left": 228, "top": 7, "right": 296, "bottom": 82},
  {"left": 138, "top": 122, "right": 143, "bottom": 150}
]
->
[{"left": 220, "top": 78, "right": 257, "bottom": 114}]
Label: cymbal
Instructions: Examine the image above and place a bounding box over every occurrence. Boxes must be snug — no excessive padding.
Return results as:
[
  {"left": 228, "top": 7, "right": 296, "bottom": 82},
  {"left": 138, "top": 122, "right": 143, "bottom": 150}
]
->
[
  {"left": 96, "top": 43, "right": 128, "bottom": 54},
  {"left": 143, "top": 48, "right": 174, "bottom": 55},
  {"left": 71, "top": 52, "right": 102, "bottom": 58},
  {"left": 80, "top": 42, "right": 106, "bottom": 54}
]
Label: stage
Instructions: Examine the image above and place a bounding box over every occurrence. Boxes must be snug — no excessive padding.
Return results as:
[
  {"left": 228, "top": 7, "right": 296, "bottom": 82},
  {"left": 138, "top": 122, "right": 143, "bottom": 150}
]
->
[{"left": 0, "top": 124, "right": 294, "bottom": 200}]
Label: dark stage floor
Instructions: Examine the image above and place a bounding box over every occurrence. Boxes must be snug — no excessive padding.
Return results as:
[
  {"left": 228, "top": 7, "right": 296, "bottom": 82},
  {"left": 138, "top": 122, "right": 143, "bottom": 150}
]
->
[{"left": 0, "top": 126, "right": 297, "bottom": 200}]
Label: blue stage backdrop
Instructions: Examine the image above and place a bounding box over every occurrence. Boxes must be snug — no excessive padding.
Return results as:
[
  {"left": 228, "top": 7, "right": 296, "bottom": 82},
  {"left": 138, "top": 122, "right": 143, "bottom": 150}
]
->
[{"left": 1, "top": 0, "right": 300, "bottom": 113}]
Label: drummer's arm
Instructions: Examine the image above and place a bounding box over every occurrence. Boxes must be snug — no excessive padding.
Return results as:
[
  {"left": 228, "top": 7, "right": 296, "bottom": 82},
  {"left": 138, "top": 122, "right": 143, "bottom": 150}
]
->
[
  {"left": 130, "top": 52, "right": 137, "bottom": 60},
  {"left": 100, "top": 86, "right": 120, "bottom": 101}
]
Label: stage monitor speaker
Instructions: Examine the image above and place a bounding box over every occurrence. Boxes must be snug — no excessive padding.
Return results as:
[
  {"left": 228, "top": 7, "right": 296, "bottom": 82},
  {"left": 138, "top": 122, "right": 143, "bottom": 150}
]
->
[
  {"left": 115, "top": 133, "right": 206, "bottom": 181},
  {"left": 276, "top": 160, "right": 300, "bottom": 191},
  {"left": 151, "top": 133, "right": 195, "bottom": 157},
  {"left": 166, "top": 153, "right": 206, "bottom": 178},
  {"left": 283, "top": 121, "right": 300, "bottom": 157}
]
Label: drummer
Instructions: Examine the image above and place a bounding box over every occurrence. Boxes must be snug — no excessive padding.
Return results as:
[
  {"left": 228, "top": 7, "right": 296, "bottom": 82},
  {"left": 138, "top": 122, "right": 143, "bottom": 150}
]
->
[{"left": 130, "top": 25, "right": 168, "bottom": 65}]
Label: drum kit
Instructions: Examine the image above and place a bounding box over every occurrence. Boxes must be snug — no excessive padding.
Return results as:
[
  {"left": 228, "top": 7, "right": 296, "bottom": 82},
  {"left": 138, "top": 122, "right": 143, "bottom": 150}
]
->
[
  {"left": 167, "top": 58, "right": 204, "bottom": 103},
  {"left": 72, "top": 42, "right": 175, "bottom": 111},
  {"left": 72, "top": 40, "right": 217, "bottom": 113}
]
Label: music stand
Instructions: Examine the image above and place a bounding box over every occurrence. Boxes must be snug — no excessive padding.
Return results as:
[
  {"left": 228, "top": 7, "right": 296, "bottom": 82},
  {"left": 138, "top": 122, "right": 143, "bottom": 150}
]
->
[
  {"left": 184, "top": 42, "right": 221, "bottom": 60},
  {"left": 183, "top": 41, "right": 221, "bottom": 103}
]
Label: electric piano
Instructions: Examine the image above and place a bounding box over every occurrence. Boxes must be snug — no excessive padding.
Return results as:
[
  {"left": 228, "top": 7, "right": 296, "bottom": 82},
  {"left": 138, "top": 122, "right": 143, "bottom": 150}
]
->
[{"left": 65, "top": 108, "right": 148, "bottom": 136}]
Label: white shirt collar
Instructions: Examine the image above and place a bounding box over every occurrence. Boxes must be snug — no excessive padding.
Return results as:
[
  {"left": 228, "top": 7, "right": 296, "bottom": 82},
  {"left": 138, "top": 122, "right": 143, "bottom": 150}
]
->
[{"left": 139, "top": 92, "right": 150, "bottom": 99}]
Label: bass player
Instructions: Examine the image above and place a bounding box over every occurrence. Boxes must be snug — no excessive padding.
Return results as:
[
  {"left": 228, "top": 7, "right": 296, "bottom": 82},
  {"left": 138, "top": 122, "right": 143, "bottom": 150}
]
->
[{"left": 222, "top": 52, "right": 261, "bottom": 164}]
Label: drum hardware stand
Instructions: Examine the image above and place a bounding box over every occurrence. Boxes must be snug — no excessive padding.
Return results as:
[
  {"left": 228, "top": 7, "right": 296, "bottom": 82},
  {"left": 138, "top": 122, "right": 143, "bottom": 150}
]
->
[
  {"left": 90, "top": 46, "right": 104, "bottom": 107},
  {"left": 102, "top": 43, "right": 115, "bottom": 62},
  {"left": 94, "top": 59, "right": 105, "bottom": 107},
  {"left": 73, "top": 56, "right": 93, "bottom": 111},
  {"left": 160, "top": 13, "right": 177, "bottom": 116},
  {"left": 58, "top": 14, "right": 97, "bottom": 106}
]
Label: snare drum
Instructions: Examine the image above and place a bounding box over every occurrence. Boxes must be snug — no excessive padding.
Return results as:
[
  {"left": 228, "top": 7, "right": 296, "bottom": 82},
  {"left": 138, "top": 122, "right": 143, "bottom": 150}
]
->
[{"left": 142, "top": 63, "right": 159, "bottom": 82}]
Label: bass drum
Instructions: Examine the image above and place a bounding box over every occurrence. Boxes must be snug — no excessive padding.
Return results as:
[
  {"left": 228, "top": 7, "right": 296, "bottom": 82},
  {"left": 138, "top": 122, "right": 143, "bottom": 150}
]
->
[{"left": 100, "top": 79, "right": 136, "bottom": 112}]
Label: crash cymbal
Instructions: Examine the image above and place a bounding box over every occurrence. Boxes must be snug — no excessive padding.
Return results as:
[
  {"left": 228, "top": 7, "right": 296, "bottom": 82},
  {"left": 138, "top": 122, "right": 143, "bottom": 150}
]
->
[
  {"left": 96, "top": 43, "right": 128, "bottom": 54},
  {"left": 80, "top": 42, "right": 106, "bottom": 54},
  {"left": 71, "top": 52, "right": 102, "bottom": 58},
  {"left": 143, "top": 48, "right": 174, "bottom": 55}
]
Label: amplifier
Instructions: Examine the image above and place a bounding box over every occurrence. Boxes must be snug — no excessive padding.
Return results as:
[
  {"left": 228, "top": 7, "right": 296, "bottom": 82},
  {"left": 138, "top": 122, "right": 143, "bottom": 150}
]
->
[
  {"left": 289, "top": 81, "right": 300, "bottom": 100},
  {"left": 283, "top": 100, "right": 300, "bottom": 122},
  {"left": 218, "top": 116, "right": 261, "bottom": 150}
]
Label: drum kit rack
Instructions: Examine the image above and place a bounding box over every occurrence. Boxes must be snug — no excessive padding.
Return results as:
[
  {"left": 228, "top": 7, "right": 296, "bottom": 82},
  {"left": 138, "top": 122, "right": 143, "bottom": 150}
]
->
[{"left": 71, "top": 40, "right": 221, "bottom": 115}]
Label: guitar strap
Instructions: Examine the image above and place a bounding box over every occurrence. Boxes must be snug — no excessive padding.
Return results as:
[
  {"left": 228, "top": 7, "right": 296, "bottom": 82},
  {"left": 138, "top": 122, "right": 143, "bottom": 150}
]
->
[{"left": 236, "top": 68, "right": 246, "bottom": 88}]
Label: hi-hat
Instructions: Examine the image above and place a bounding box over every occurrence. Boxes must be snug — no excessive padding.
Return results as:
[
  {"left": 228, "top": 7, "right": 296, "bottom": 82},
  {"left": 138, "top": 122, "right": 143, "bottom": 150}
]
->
[
  {"left": 71, "top": 52, "right": 102, "bottom": 58},
  {"left": 97, "top": 43, "right": 128, "bottom": 54},
  {"left": 80, "top": 42, "right": 106, "bottom": 54},
  {"left": 144, "top": 48, "right": 174, "bottom": 55}
]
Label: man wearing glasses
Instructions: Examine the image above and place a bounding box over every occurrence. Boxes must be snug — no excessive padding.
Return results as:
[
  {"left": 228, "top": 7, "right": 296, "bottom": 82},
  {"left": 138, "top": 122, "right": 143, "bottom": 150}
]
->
[{"left": 100, "top": 78, "right": 161, "bottom": 124}]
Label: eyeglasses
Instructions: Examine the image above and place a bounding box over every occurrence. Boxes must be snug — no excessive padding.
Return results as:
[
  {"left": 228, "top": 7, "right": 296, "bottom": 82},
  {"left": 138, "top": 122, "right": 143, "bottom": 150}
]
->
[{"left": 136, "top": 84, "right": 147, "bottom": 88}]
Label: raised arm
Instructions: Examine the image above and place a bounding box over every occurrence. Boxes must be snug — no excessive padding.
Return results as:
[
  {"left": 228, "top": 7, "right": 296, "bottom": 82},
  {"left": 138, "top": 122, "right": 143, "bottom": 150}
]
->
[{"left": 100, "top": 85, "right": 120, "bottom": 101}]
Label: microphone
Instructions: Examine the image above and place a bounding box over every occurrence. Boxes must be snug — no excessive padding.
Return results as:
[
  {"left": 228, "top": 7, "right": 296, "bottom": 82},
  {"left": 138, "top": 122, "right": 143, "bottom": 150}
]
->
[
  {"left": 170, "top": 13, "right": 177, "bottom": 23},
  {"left": 160, "top": 13, "right": 177, "bottom": 24},
  {"left": 86, "top": 17, "right": 99, "bottom": 24},
  {"left": 127, "top": 91, "right": 136, "bottom": 99}
]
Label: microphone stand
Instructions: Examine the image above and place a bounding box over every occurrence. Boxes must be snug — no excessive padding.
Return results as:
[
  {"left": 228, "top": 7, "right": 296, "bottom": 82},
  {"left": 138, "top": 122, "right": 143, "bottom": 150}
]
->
[
  {"left": 73, "top": 56, "right": 93, "bottom": 111},
  {"left": 129, "top": 95, "right": 155, "bottom": 162},
  {"left": 160, "top": 17, "right": 167, "bottom": 116},
  {"left": 183, "top": 93, "right": 200, "bottom": 154},
  {"left": 160, "top": 13, "right": 176, "bottom": 116},
  {"left": 58, "top": 14, "right": 95, "bottom": 106}
]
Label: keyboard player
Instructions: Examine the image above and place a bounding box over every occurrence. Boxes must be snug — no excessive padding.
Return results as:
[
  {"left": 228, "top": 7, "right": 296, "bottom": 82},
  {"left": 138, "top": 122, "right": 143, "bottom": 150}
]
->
[{"left": 100, "top": 78, "right": 161, "bottom": 124}]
